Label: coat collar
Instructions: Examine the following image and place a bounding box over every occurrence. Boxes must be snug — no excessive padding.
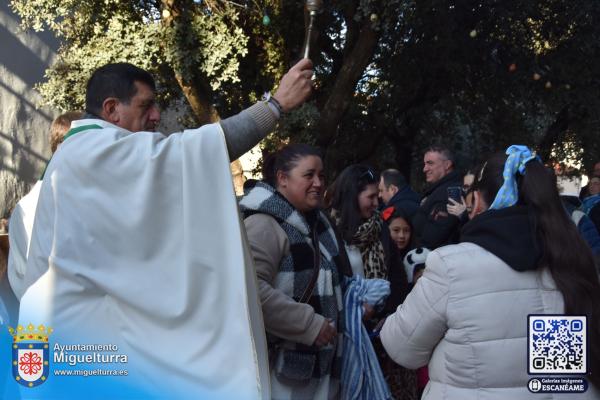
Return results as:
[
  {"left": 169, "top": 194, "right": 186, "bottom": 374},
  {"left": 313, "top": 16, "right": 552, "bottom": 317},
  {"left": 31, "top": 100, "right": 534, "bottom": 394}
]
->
[
  {"left": 239, "top": 181, "right": 312, "bottom": 235},
  {"left": 460, "top": 205, "right": 542, "bottom": 271}
]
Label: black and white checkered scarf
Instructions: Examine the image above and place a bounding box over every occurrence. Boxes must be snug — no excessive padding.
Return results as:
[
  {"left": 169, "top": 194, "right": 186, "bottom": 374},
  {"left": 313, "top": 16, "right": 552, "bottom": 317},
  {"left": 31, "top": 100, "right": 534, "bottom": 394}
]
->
[{"left": 240, "top": 181, "right": 344, "bottom": 397}]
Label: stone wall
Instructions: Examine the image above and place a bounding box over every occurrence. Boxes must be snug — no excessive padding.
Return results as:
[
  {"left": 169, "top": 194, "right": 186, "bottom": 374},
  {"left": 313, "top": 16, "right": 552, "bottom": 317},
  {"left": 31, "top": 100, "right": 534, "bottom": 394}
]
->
[{"left": 0, "top": 2, "right": 58, "bottom": 218}]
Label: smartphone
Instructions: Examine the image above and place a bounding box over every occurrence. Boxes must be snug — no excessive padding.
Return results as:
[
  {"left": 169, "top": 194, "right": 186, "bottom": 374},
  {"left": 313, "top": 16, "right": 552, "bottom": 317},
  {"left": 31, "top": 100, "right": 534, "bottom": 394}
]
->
[{"left": 447, "top": 186, "right": 463, "bottom": 203}]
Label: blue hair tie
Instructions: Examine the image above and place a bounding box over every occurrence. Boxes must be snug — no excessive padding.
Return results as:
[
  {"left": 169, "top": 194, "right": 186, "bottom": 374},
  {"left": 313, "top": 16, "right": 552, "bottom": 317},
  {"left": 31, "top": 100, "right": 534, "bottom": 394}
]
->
[{"left": 489, "top": 145, "right": 541, "bottom": 210}]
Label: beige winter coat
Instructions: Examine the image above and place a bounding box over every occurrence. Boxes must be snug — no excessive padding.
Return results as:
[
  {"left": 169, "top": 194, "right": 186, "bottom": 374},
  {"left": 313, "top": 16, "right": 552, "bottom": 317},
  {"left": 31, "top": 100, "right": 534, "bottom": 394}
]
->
[
  {"left": 244, "top": 213, "right": 325, "bottom": 346},
  {"left": 381, "top": 242, "right": 599, "bottom": 400}
]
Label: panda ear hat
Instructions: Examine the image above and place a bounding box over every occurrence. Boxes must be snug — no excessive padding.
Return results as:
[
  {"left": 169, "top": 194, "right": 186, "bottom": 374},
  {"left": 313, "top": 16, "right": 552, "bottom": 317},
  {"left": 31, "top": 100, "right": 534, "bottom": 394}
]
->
[{"left": 403, "top": 247, "right": 431, "bottom": 283}]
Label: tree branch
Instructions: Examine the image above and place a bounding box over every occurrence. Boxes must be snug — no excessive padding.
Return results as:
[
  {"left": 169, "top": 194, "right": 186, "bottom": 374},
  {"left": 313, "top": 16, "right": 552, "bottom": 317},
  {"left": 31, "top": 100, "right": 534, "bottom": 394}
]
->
[
  {"left": 161, "top": 0, "right": 219, "bottom": 124},
  {"left": 537, "top": 106, "right": 570, "bottom": 162},
  {"left": 316, "top": 21, "right": 379, "bottom": 148}
]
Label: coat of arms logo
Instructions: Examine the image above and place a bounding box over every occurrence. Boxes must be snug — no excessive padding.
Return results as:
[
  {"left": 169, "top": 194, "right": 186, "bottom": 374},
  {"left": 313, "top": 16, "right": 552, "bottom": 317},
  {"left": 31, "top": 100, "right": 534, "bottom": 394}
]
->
[{"left": 9, "top": 323, "right": 53, "bottom": 388}]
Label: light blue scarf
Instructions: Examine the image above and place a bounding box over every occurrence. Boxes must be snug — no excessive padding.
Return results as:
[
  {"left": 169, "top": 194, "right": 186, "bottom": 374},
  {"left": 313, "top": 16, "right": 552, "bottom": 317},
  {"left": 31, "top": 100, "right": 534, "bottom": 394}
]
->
[
  {"left": 341, "top": 276, "right": 391, "bottom": 400},
  {"left": 489, "top": 145, "right": 540, "bottom": 210}
]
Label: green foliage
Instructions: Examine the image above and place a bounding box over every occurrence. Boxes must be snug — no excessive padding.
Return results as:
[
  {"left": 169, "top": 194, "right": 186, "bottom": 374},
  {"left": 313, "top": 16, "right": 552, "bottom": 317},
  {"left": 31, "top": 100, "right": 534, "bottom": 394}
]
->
[
  {"left": 333, "top": 0, "right": 600, "bottom": 179},
  {"left": 11, "top": 0, "right": 600, "bottom": 181},
  {"left": 163, "top": 9, "right": 248, "bottom": 90},
  {"left": 11, "top": 0, "right": 249, "bottom": 116},
  {"left": 36, "top": 15, "right": 162, "bottom": 111}
]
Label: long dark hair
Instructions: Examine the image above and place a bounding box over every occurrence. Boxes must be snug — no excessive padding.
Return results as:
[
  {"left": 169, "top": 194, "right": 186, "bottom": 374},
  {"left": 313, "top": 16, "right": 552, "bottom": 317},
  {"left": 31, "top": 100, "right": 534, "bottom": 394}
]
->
[
  {"left": 383, "top": 206, "right": 415, "bottom": 257},
  {"left": 261, "top": 144, "right": 322, "bottom": 188},
  {"left": 473, "top": 152, "right": 600, "bottom": 388},
  {"left": 325, "top": 164, "right": 379, "bottom": 242}
]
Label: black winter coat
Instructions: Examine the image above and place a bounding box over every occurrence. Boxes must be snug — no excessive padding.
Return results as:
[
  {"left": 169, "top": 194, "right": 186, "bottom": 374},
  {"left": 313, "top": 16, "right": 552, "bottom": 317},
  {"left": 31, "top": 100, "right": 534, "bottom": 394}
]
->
[{"left": 412, "top": 171, "right": 462, "bottom": 249}]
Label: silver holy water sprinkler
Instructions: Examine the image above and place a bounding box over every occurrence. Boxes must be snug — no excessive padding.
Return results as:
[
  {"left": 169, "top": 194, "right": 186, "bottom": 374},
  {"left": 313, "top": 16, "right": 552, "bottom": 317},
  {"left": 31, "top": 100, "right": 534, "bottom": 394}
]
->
[
  {"left": 302, "top": 0, "right": 323, "bottom": 59},
  {"left": 306, "top": 0, "right": 323, "bottom": 13}
]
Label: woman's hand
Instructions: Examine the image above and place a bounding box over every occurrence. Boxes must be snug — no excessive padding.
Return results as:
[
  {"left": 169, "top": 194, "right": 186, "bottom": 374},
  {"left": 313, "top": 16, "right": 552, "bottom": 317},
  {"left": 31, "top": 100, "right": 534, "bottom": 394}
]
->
[
  {"left": 447, "top": 197, "right": 467, "bottom": 217},
  {"left": 314, "top": 319, "right": 337, "bottom": 347},
  {"left": 362, "top": 303, "right": 375, "bottom": 321}
]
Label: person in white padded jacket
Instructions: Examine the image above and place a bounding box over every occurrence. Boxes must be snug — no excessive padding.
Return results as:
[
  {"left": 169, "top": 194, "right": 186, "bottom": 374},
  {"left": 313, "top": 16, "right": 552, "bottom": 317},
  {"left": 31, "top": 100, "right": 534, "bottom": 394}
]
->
[{"left": 381, "top": 146, "right": 600, "bottom": 399}]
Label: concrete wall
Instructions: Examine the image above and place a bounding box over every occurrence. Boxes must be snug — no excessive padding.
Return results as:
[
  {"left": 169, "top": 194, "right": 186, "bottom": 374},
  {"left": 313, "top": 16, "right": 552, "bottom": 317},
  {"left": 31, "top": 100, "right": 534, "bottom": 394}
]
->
[{"left": 0, "top": 2, "right": 58, "bottom": 218}]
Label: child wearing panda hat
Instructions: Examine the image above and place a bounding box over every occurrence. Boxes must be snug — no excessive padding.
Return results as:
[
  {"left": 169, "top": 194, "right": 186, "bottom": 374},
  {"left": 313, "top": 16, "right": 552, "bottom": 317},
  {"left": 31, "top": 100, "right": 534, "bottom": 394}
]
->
[{"left": 403, "top": 247, "right": 430, "bottom": 286}]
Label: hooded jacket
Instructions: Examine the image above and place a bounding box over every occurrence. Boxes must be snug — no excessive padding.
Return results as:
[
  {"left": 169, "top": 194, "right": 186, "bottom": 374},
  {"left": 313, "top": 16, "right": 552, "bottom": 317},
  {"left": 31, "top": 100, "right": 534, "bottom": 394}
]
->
[
  {"left": 561, "top": 196, "right": 600, "bottom": 257},
  {"left": 381, "top": 205, "right": 599, "bottom": 399},
  {"left": 385, "top": 184, "right": 421, "bottom": 219}
]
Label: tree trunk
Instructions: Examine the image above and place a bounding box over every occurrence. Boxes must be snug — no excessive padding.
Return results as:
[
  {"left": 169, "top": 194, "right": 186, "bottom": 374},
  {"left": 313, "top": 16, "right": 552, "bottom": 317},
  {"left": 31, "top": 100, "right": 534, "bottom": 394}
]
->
[
  {"left": 230, "top": 159, "right": 245, "bottom": 196},
  {"left": 173, "top": 74, "right": 220, "bottom": 124},
  {"left": 161, "top": 0, "right": 219, "bottom": 124},
  {"left": 388, "top": 118, "right": 419, "bottom": 185},
  {"left": 537, "top": 106, "right": 570, "bottom": 162},
  {"left": 316, "top": 22, "right": 379, "bottom": 148}
]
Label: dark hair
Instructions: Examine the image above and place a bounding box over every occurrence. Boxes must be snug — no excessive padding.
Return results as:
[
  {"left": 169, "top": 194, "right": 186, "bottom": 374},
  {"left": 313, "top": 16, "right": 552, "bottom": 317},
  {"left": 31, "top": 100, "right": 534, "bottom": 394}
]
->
[
  {"left": 384, "top": 206, "right": 412, "bottom": 225},
  {"left": 424, "top": 145, "right": 455, "bottom": 167},
  {"left": 473, "top": 152, "right": 600, "bottom": 388},
  {"left": 384, "top": 206, "right": 414, "bottom": 253},
  {"left": 381, "top": 169, "right": 407, "bottom": 190},
  {"left": 85, "top": 63, "right": 156, "bottom": 116},
  {"left": 326, "top": 164, "right": 379, "bottom": 242},
  {"left": 261, "top": 144, "right": 322, "bottom": 187},
  {"left": 464, "top": 166, "right": 479, "bottom": 177},
  {"left": 462, "top": 164, "right": 482, "bottom": 192}
]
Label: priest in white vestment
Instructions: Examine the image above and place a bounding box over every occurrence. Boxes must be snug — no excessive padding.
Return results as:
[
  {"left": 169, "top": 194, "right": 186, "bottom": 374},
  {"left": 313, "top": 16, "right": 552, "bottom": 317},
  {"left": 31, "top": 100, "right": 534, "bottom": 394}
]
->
[{"left": 16, "top": 60, "right": 313, "bottom": 399}]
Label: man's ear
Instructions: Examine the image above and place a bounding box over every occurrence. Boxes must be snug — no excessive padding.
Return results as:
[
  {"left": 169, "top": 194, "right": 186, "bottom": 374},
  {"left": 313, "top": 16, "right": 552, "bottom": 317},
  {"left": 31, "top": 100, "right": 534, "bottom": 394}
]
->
[
  {"left": 101, "top": 98, "right": 120, "bottom": 124},
  {"left": 444, "top": 159, "right": 453, "bottom": 173},
  {"left": 389, "top": 184, "right": 399, "bottom": 195}
]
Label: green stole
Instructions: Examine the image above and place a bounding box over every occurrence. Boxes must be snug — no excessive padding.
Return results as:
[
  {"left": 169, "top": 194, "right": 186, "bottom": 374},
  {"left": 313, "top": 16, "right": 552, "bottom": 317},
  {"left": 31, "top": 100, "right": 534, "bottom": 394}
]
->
[{"left": 40, "top": 124, "right": 101, "bottom": 180}]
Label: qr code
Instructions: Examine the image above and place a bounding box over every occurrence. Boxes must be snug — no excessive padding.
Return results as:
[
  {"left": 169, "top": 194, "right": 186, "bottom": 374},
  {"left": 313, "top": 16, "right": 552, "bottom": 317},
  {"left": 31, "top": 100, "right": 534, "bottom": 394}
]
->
[{"left": 528, "top": 315, "right": 586, "bottom": 374}]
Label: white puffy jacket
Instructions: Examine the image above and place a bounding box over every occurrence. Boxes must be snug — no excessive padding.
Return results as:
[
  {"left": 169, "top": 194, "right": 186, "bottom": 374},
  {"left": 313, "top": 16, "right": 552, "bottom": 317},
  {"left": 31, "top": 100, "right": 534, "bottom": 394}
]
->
[{"left": 381, "top": 242, "right": 599, "bottom": 399}]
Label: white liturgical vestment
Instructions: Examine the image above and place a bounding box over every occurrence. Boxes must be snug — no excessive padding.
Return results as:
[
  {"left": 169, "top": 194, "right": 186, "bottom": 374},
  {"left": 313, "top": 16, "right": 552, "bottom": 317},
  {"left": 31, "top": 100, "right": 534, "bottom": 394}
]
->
[
  {"left": 19, "top": 119, "right": 269, "bottom": 399},
  {"left": 8, "top": 180, "right": 42, "bottom": 299}
]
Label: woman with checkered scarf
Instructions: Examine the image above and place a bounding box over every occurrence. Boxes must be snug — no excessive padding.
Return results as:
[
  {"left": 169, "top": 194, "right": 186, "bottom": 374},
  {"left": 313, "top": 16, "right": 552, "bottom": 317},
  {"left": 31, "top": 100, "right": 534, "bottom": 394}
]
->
[{"left": 239, "top": 144, "right": 347, "bottom": 400}]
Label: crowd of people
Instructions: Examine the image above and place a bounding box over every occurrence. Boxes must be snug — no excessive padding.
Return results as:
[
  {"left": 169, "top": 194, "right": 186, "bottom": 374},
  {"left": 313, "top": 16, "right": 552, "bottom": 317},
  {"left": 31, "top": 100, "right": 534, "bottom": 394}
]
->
[{"left": 0, "top": 58, "right": 599, "bottom": 400}]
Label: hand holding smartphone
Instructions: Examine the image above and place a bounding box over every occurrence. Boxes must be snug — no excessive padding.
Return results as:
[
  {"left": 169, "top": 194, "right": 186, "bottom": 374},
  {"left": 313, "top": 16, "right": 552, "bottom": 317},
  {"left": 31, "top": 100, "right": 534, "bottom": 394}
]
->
[
  {"left": 447, "top": 186, "right": 467, "bottom": 217},
  {"left": 447, "top": 186, "right": 463, "bottom": 203}
]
